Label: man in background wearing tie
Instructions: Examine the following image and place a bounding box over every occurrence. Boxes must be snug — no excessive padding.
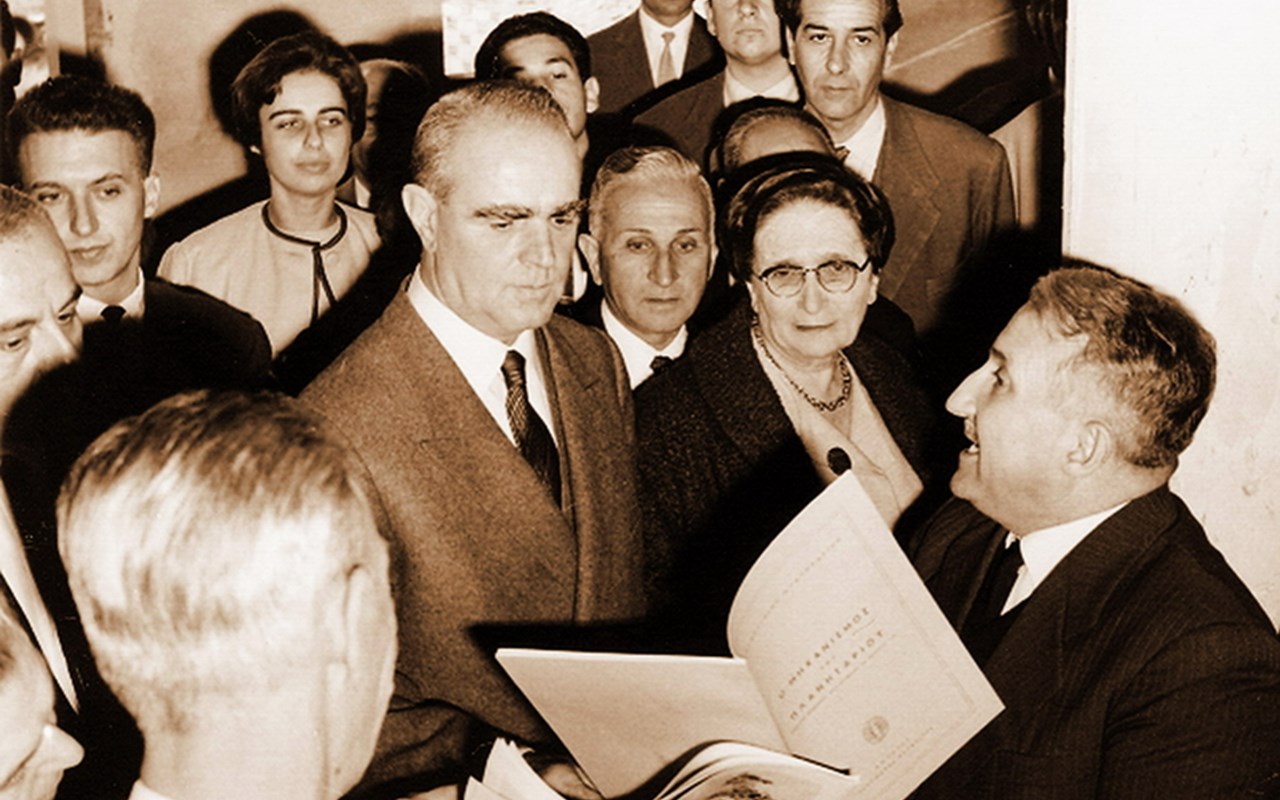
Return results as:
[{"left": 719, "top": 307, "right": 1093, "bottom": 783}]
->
[
  {"left": 0, "top": 186, "right": 138, "bottom": 799},
  {"left": 575, "top": 146, "right": 716, "bottom": 388},
  {"left": 910, "top": 266, "right": 1280, "bottom": 797},
  {"left": 589, "top": 0, "right": 720, "bottom": 116},
  {"left": 303, "top": 81, "right": 644, "bottom": 795}
]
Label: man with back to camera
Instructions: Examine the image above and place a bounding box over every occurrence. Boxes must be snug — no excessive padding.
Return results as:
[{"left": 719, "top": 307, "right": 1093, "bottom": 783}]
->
[
  {"left": 589, "top": 0, "right": 720, "bottom": 116},
  {"left": 909, "top": 265, "right": 1280, "bottom": 797},
  {"left": 576, "top": 145, "right": 716, "bottom": 388},
  {"left": 634, "top": 0, "right": 798, "bottom": 166},
  {"left": 303, "top": 81, "right": 644, "bottom": 793},
  {"left": 778, "top": 0, "right": 1014, "bottom": 343},
  {"left": 57, "top": 390, "right": 397, "bottom": 800}
]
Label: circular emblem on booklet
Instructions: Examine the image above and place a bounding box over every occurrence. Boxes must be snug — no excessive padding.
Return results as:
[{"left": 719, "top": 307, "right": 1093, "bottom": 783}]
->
[{"left": 863, "top": 715, "right": 890, "bottom": 744}]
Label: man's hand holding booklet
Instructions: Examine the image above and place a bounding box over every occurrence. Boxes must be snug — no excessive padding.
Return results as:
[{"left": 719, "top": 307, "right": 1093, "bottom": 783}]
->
[{"left": 495, "top": 473, "right": 1002, "bottom": 799}]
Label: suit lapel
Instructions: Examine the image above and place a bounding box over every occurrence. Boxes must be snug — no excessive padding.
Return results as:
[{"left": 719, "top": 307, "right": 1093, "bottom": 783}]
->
[
  {"left": 875, "top": 97, "right": 942, "bottom": 301},
  {"left": 621, "top": 13, "right": 657, "bottom": 98},
  {"left": 928, "top": 489, "right": 1182, "bottom": 780},
  {"left": 384, "top": 295, "right": 579, "bottom": 602}
]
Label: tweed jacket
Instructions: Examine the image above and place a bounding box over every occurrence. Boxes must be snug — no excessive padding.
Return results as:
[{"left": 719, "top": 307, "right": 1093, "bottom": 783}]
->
[
  {"left": 909, "top": 490, "right": 1280, "bottom": 799},
  {"left": 303, "top": 288, "right": 645, "bottom": 784},
  {"left": 872, "top": 96, "right": 1015, "bottom": 337},
  {"left": 634, "top": 301, "right": 937, "bottom": 645},
  {"left": 589, "top": 10, "right": 719, "bottom": 116}
]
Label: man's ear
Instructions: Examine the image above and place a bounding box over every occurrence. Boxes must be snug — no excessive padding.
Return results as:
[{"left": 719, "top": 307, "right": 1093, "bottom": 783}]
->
[
  {"left": 785, "top": 27, "right": 797, "bottom": 65},
  {"left": 1065, "top": 420, "right": 1113, "bottom": 476},
  {"left": 402, "top": 183, "right": 440, "bottom": 252},
  {"left": 865, "top": 270, "right": 879, "bottom": 305},
  {"left": 143, "top": 173, "right": 162, "bottom": 220},
  {"left": 584, "top": 77, "right": 600, "bottom": 116},
  {"left": 579, "top": 232, "right": 603, "bottom": 286},
  {"left": 884, "top": 31, "right": 900, "bottom": 67}
]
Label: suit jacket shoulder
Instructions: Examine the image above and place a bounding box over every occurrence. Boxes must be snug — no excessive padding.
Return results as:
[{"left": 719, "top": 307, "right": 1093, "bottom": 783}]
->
[
  {"left": 590, "top": 10, "right": 720, "bottom": 117},
  {"left": 143, "top": 278, "right": 273, "bottom": 390},
  {"left": 911, "top": 489, "right": 1280, "bottom": 799},
  {"left": 632, "top": 71, "right": 725, "bottom": 164},
  {"left": 873, "top": 96, "right": 1015, "bottom": 339}
]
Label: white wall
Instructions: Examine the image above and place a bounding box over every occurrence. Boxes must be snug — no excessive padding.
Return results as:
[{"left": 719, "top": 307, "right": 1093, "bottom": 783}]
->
[{"left": 1064, "top": 1, "right": 1280, "bottom": 624}]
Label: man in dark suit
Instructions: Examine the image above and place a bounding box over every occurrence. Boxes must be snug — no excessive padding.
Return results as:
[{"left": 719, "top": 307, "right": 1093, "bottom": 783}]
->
[
  {"left": 910, "top": 266, "right": 1280, "bottom": 797},
  {"left": 0, "top": 186, "right": 139, "bottom": 800},
  {"left": 588, "top": 0, "right": 720, "bottom": 116},
  {"left": 575, "top": 146, "right": 715, "bottom": 388},
  {"left": 7, "top": 75, "right": 272, "bottom": 411},
  {"left": 779, "top": 0, "right": 1014, "bottom": 348},
  {"left": 634, "top": 0, "right": 798, "bottom": 167},
  {"left": 303, "top": 81, "right": 645, "bottom": 794}
]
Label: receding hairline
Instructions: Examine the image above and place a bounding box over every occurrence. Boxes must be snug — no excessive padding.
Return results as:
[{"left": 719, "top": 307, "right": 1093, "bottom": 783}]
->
[{"left": 593, "top": 170, "right": 712, "bottom": 235}]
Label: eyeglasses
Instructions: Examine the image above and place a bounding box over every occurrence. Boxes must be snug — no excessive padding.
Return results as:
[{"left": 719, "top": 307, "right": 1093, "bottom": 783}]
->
[{"left": 752, "top": 258, "right": 870, "bottom": 297}]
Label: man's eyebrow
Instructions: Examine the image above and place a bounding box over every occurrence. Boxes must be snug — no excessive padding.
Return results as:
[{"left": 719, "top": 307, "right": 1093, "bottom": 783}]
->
[
  {"left": 553, "top": 199, "right": 587, "bottom": 217},
  {"left": 266, "top": 105, "right": 348, "bottom": 120},
  {"left": 0, "top": 317, "right": 35, "bottom": 336},
  {"left": 60, "top": 284, "right": 83, "bottom": 311},
  {"left": 475, "top": 205, "right": 534, "bottom": 221}
]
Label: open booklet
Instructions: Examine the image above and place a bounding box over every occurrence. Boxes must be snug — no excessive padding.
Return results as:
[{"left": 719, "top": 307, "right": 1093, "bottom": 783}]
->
[{"left": 497, "top": 472, "right": 1002, "bottom": 799}]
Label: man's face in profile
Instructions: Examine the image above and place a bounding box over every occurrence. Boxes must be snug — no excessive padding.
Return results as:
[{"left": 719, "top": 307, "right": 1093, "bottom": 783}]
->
[
  {"left": 0, "top": 221, "right": 81, "bottom": 420},
  {"left": 0, "top": 631, "right": 83, "bottom": 800},
  {"left": 945, "top": 307, "right": 1090, "bottom": 533}
]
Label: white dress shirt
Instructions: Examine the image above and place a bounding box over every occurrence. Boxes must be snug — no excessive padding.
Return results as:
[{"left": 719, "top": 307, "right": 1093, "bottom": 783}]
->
[
  {"left": 127, "top": 782, "right": 171, "bottom": 800},
  {"left": 0, "top": 488, "right": 77, "bottom": 709},
  {"left": 835, "top": 95, "right": 888, "bottom": 181},
  {"left": 76, "top": 267, "right": 146, "bottom": 323},
  {"left": 406, "top": 271, "right": 557, "bottom": 445},
  {"left": 723, "top": 69, "right": 800, "bottom": 106},
  {"left": 638, "top": 6, "right": 695, "bottom": 86},
  {"left": 600, "top": 302, "right": 686, "bottom": 389},
  {"left": 1002, "top": 501, "right": 1129, "bottom": 613}
]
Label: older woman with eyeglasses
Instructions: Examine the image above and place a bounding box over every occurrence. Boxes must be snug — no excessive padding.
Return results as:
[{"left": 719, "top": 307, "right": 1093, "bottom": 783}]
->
[{"left": 635, "top": 153, "right": 939, "bottom": 645}]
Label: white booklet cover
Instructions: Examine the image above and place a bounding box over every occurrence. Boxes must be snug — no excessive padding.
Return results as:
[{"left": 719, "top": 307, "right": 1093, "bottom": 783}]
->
[{"left": 498, "top": 472, "right": 1002, "bottom": 798}]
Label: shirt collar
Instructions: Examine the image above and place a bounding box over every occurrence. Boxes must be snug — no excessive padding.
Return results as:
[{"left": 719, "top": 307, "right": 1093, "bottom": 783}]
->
[
  {"left": 600, "top": 301, "right": 686, "bottom": 388},
  {"left": 76, "top": 268, "right": 146, "bottom": 323},
  {"left": 406, "top": 268, "right": 537, "bottom": 395},
  {"left": 835, "top": 95, "right": 887, "bottom": 180},
  {"left": 128, "top": 781, "right": 174, "bottom": 800},
  {"left": 638, "top": 5, "right": 695, "bottom": 36},
  {"left": 1004, "top": 501, "right": 1130, "bottom": 610},
  {"left": 723, "top": 69, "right": 800, "bottom": 106}
]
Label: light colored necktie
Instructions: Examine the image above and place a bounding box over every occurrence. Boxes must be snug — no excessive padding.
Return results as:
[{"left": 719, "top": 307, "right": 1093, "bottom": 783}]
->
[{"left": 656, "top": 31, "right": 677, "bottom": 86}]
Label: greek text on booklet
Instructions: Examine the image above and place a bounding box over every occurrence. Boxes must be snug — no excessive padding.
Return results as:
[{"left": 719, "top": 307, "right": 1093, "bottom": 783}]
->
[{"left": 496, "top": 472, "right": 1004, "bottom": 799}]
